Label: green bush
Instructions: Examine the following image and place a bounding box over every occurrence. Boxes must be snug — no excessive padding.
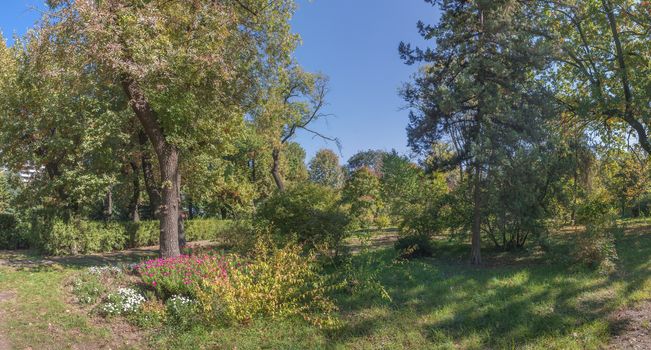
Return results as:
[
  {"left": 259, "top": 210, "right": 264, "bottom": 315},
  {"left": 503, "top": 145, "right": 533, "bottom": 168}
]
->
[
  {"left": 573, "top": 192, "right": 619, "bottom": 273},
  {"left": 0, "top": 213, "right": 26, "bottom": 249},
  {"left": 26, "top": 217, "right": 233, "bottom": 255},
  {"left": 394, "top": 234, "right": 434, "bottom": 259},
  {"left": 256, "top": 183, "right": 350, "bottom": 253}
]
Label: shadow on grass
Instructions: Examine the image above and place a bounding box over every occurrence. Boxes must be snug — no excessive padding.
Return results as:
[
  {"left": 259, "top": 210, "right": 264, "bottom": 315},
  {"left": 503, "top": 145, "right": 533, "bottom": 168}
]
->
[{"left": 327, "top": 225, "right": 651, "bottom": 348}]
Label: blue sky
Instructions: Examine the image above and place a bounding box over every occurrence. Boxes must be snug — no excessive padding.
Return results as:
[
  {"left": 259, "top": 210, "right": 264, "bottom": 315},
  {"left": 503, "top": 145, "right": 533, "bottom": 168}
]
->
[{"left": 0, "top": 0, "right": 439, "bottom": 163}]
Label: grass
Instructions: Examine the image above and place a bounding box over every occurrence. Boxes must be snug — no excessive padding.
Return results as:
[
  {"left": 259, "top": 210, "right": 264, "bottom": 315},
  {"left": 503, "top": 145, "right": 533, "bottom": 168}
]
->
[{"left": 1, "top": 221, "right": 651, "bottom": 349}]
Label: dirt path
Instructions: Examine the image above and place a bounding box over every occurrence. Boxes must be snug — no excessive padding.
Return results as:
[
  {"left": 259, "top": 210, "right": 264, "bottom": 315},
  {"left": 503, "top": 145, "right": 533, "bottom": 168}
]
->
[
  {"left": 0, "top": 291, "right": 17, "bottom": 350},
  {"left": 608, "top": 300, "right": 651, "bottom": 349}
]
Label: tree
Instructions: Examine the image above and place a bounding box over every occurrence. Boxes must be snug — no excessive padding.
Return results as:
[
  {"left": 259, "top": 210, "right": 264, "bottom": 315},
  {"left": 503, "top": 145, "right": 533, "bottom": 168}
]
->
[
  {"left": 0, "top": 29, "right": 130, "bottom": 220},
  {"left": 546, "top": 0, "right": 651, "bottom": 154},
  {"left": 282, "top": 142, "right": 309, "bottom": 185},
  {"left": 308, "top": 149, "right": 344, "bottom": 189},
  {"left": 380, "top": 151, "right": 423, "bottom": 219},
  {"left": 401, "top": 0, "right": 554, "bottom": 264},
  {"left": 253, "top": 65, "right": 331, "bottom": 192},
  {"left": 342, "top": 167, "right": 383, "bottom": 230},
  {"left": 34, "top": 0, "right": 298, "bottom": 257},
  {"left": 346, "top": 150, "right": 386, "bottom": 176},
  {"left": 0, "top": 170, "right": 11, "bottom": 213}
]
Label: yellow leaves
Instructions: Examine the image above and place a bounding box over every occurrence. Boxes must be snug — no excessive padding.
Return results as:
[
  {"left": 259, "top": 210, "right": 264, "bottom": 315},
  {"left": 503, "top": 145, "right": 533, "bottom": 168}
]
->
[{"left": 197, "top": 239, "right": 339, "bottom": 328}]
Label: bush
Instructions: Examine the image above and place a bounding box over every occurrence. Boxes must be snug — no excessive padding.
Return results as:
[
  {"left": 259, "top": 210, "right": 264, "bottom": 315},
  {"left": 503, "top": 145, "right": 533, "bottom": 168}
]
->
[
  {"left": 573, "top": 192, "right": 619, "bottom": 273},
  {"left": 0, "top": 213, "right": 26, "bottom": 250},
  {"left": 197, "top": 240, "right": 340, "bottom": 328},
  {"left": 165, "top": 295, "right": 199, "bottom": 329},
  {"left": 129, "top": 300, "right": 166, "bottom": 328},
  {"left": 256, "top": 183, "right": 350, "bottom": 253},
  {"left": 26, "top": 217, "right": 233, "bottom": 255},
  {"left": 137, "top": 254, "right": 236, "bottom": 299},
  {"left": 394, "top": 234, "right": 434, "bottom": 259}
]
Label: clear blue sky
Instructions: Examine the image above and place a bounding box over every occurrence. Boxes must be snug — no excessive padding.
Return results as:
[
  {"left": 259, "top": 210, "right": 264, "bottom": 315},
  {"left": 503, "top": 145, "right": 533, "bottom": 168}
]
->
[{"left": 0, "top": 0, "right": 439, "bottom": 163}]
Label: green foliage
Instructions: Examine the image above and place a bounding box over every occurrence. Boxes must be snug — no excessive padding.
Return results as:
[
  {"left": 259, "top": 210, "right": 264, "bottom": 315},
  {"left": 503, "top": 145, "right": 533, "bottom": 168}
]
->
[
  {"left": 346, "top": 150, "right": 386, "bottom": 175},
  {"left": 398, "top": 172, "right": 450, "bottom": 236},
  {"left": 342, "top": 167, "right": 383, "bottom": 230},
  {"left": 257, "top": 183, "right": 349, "bottom": 252},
  {"left": 573, "top": 191, "right": 619, "bottom": 272},
  {"left": 0, "top": 170, "right": 12, "bottom": 213},
  {"left": 308, "top": 149, "right": 344, "bottom": 189},
  {"left": 394, "top": 234, "right": 434, "bottom": 259},
  {"left": 26, "top": 218, "right": 232, "bottom": 255},
  {"left": 129, "top": 300, "right": 166, "bottom": 328},
  {"left": 0, "top": 213, "right": 24, "bottom": 249},
  {"left": 165, "top": 295, "right": 199, "bottom": 330}
]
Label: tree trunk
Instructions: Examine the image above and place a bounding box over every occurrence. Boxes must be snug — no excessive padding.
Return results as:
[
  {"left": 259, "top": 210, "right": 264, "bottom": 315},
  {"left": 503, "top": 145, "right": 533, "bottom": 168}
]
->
[
  {"left": 271, "top": 147, "right": 285, "bottom": 191},
  {"left": 471, "top": 162, "right": 482, "bottom": 265},
  {"left": 129, "top": 161, "right": 141, "bottom": 223},
  {"left": 158, "top": 145, "right": 181, "bottom": 258},
  {"left": 139, "top": 131, "right": 161, "bottom": 220},
  {"left": 177, "top": 170, "right": 186, "bottom": 248},
  {"left": 104, "top": 187, "right": 113, "bottom": 221},
  {"left": 123, "top": 76, "right": 180, "bottom": 258}
]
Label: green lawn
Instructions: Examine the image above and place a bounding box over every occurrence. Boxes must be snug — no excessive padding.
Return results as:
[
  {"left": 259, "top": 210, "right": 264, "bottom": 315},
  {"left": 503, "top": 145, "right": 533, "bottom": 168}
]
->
[{"left": 2, "top": 222, "right": 651, "bottom": 349}]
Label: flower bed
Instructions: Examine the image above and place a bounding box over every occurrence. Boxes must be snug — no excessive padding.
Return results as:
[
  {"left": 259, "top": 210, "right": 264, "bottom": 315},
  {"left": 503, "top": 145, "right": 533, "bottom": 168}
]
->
[{"left": 136, "top": 253, "right": 237, "bottom": 299}]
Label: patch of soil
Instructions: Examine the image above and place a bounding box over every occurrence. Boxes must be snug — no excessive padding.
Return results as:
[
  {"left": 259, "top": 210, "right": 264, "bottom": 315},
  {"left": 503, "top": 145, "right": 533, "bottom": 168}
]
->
[
  {"left": 608, "top": 300, "right": 651, "bottom": 349},
  {"left": 0, "top": 291, "right": 17, "bottom": 350}
]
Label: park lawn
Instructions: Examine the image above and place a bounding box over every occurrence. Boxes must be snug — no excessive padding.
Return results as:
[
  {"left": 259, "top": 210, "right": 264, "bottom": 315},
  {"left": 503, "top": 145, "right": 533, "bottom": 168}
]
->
[{"left": 1, "top": 221, "right": 651, "bottom": 349}]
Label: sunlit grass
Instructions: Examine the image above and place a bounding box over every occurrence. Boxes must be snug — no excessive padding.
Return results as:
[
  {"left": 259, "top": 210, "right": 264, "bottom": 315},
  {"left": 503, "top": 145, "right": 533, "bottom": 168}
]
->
[{"left": 1, "top": 219, "right": 651, "bottom": 349}]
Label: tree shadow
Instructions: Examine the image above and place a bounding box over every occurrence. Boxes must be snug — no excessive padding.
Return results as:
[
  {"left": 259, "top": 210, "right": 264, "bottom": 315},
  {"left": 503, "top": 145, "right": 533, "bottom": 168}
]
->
[{"left": 328, "top": 225, "right": 651, "bottom": 348}]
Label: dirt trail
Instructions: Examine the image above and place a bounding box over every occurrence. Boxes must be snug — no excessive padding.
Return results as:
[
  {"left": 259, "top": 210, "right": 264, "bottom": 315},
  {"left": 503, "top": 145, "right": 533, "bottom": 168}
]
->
[
  {"left": 0, "top": 291, "right": 16, "bottom": 350},
  {"left": 608, "top": 300, "right": 651, "bottom": 349}
]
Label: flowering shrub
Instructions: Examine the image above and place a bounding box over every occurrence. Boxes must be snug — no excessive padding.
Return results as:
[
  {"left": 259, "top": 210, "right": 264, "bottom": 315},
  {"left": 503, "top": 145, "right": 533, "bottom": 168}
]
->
[
  {"left": 166, "top": 295, "right": 199, "bottom": 329},
  {"left": 137, "top": 254, "right": 235, "bottom": 299},
  {"left": 100, "top": 288, "right": 146, "bottom": 316},
  {"left": 197, "top": 240, "right": 341, "bottom": 328}
]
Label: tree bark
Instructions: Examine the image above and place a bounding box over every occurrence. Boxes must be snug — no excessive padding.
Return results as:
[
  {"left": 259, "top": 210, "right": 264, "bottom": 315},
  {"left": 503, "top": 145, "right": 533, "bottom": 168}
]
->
[
  {"left": 271, "top": 147, "right": 285, "bottom": 191},
  {"left": 123, "top": 77, "right": 180, "bottom": 258},
  {"left": 158, "top": 145, "right": 181, "bottom": 258},
  {"left": 139, "top": 131, "right": 161, "bottom": 220},
  {"left": 177, "top": 171, "right": 186, "bottom": 248},
  {"left": 104, "top": 187, "right": 113, "bottom": 221},
  {"left": 471, "top": 161, "right": 482, "bottom": 265},
  {"left": 129, "top": 161, "right": 141, "bottom": 223}
]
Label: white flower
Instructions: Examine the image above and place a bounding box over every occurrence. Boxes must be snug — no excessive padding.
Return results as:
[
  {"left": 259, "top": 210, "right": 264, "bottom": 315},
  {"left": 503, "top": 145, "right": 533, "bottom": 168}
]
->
[{"left": 87, "top": 265, "right": 122, "bottom": 275}]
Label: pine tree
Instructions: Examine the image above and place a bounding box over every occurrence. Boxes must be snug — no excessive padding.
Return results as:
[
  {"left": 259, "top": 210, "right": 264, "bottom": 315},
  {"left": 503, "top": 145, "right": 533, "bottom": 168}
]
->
[{"left": 400, "top": 0, "right": 553, "bottom": 264}]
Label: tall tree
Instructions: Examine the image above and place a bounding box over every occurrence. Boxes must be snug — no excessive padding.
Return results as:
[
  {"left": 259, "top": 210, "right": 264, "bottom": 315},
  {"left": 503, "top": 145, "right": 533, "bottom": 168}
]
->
[
  {"left": 254, "top": 65, "right": 331, "bottom": 192},
  {"left": 546, "top": 0, "right": 651, "bottom": 154},
  {"left": 401, "top": 0, "right": 554, "bottom": 264},
  {"left": 308, "top": 149, "right": 344, "bottom": 189},
  {"left": 36, "top": 0, "right": 298, "bottom": 257}
]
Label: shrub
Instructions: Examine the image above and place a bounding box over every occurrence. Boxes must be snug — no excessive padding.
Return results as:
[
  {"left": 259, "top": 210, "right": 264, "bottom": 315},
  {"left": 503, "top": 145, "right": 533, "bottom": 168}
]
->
[
  {"left": 573, "top": 192, "right": 619, "bottom": 273},
  {"left": 394, "top": 234, "right": 434, "bottom": 259},
  {"left": 0, "top": 213, "right": 26, "bottom": 250},
  {"left": 26, "top": 217, "right": 232, "bottom": 255},
  {"left": 197, "top": 240, "right": 340, "bottom": 328},
  {"left": 165, "top": 295, "right": 199, "bottom": 329},
  {"left": 257, "top": 183, "right": 349, "bottom": 253},
  {"left": 129, "top": 300, "right": 166, "bottom": 328},
  {"left": 137, "top": 254, "right": 236, "bottom": 299}
]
